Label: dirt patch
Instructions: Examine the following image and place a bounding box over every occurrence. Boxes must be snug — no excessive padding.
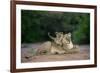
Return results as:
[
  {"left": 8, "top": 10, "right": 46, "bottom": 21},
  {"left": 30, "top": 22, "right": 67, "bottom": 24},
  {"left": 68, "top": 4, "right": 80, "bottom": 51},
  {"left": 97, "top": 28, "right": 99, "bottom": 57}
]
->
[{"left": 21, "top": 44, "right": 90, "bottom": 63}]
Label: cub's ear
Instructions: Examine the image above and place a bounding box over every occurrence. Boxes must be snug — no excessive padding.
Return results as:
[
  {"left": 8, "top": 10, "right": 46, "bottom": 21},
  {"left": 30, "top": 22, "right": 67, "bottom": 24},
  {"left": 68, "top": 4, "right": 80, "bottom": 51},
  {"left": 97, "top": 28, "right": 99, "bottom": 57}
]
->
[
  {"left": 68, "top": 33, "right": 71, "bottom": 37},
  {"left": 61, "top": 32, "right": 63, "bottom": 34},
  {"left": 55, "top": 32, "right": 58, "bottom": 35}
]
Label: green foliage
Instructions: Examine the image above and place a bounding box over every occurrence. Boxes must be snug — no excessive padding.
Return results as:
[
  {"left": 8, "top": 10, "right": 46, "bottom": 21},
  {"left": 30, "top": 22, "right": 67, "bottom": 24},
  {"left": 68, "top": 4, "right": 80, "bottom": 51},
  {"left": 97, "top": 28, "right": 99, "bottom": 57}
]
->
[
  {"left": 72, "top": 14, "right": 90, "bottom": 44},
  {"left": 21, "top": 10, "right": 90, "bottom": 44}
]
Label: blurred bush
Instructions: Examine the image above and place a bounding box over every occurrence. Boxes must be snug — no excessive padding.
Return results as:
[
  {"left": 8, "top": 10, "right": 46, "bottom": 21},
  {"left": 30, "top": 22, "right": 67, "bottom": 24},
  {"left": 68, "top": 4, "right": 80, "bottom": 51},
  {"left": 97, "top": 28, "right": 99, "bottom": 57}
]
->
[{"left": 21, "top": 10, "right": 90, "bottom": 44}]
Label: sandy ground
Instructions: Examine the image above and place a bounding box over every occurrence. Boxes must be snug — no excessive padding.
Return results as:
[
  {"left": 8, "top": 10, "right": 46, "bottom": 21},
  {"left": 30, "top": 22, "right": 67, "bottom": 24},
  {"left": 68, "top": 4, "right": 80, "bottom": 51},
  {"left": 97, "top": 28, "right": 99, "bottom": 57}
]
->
[{"left": 21, "top": 43, "right": 90, "bottom": 63}]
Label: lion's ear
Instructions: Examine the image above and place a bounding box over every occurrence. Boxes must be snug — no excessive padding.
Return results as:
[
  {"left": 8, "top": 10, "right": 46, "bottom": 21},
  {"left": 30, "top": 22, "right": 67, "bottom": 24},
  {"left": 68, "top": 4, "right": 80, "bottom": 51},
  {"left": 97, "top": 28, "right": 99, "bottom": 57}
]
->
[{"left": 68, "top": 33, "right": 71, "bottom": 37}]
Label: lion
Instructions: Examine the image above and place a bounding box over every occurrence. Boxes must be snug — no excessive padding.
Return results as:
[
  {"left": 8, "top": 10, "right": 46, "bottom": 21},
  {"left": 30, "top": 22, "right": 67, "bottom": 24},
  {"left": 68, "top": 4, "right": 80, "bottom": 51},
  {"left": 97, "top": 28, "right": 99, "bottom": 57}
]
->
[{"left": 62, "top": 33, "right": 80, "bottom": 53}]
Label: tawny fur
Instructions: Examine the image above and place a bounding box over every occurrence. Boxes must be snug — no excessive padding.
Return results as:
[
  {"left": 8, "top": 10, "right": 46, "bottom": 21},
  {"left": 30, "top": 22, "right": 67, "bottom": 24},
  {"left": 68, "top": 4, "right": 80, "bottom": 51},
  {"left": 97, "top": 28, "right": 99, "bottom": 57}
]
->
[{"left": 36, "top": 32, "right": 79, "bottom": 55}]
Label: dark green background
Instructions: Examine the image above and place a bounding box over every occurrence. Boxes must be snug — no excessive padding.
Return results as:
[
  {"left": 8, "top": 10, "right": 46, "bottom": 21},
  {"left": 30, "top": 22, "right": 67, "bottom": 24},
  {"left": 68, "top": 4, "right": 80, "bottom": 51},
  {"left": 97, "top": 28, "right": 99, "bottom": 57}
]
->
[{"left": 21, "top": 10, "right": 90, "bottom": 44}]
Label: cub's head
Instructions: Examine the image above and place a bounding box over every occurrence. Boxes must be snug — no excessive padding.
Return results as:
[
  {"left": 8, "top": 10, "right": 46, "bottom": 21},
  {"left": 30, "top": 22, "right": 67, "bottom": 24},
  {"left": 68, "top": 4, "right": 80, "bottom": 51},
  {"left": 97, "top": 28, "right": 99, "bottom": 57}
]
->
[
  {"left": 63, "top": 33, "right": 72, "bottom": 44},
  {"left": 55, "top": 32, "right": 63, "bottom": 38},
  {"left": 54, "top": 32, "right": 63, "bottom": 45}
]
